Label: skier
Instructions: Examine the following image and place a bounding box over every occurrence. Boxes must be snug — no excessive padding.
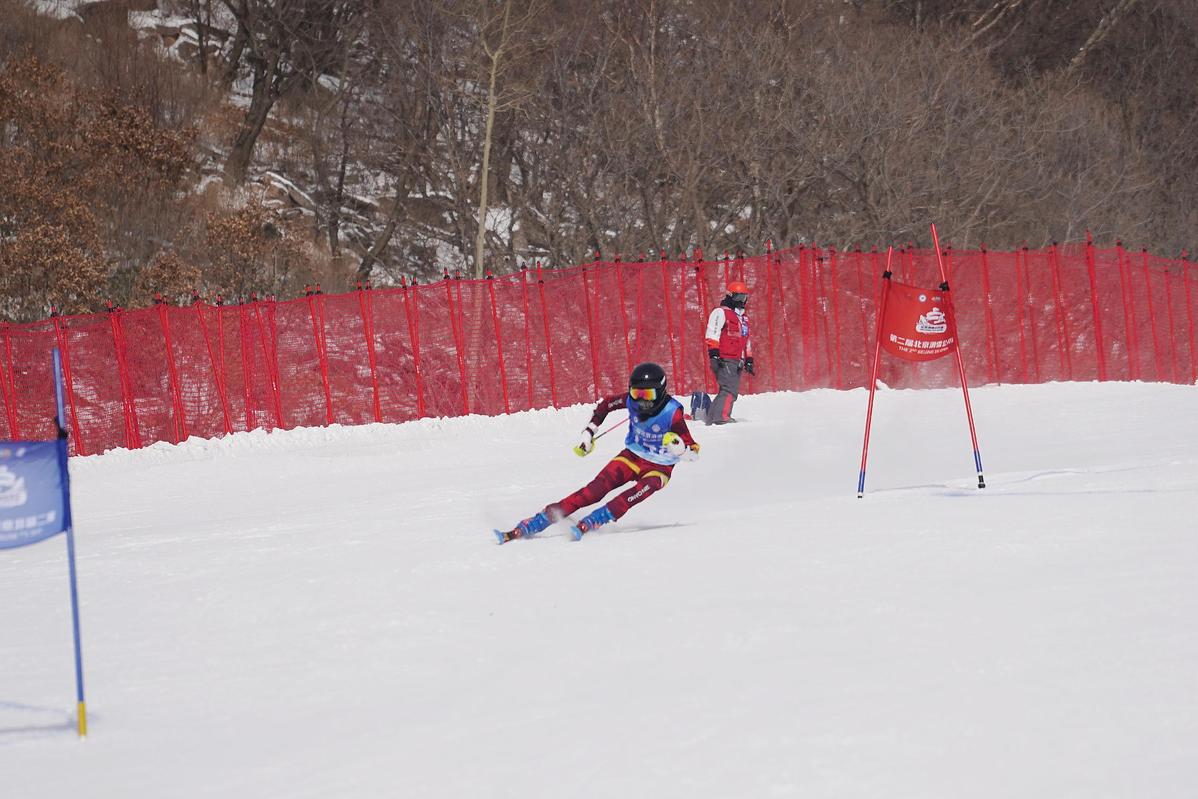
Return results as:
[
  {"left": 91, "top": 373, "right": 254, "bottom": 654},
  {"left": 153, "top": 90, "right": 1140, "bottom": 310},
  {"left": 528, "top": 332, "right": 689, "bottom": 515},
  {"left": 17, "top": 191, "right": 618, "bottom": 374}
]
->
[
  {"left": 496, "top": 362, "right": 700, "bottom": 542},
  {"left": 692, "top": 280, "right": 754, "bottom": 424}
]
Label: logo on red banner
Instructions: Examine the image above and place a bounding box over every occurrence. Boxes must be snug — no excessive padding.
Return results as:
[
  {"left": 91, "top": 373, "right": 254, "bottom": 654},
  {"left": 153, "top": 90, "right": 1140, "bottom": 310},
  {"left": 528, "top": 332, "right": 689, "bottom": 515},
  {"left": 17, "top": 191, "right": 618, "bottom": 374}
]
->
[{"left": 880, "top": 281, "right": 957, "bottom": 361}]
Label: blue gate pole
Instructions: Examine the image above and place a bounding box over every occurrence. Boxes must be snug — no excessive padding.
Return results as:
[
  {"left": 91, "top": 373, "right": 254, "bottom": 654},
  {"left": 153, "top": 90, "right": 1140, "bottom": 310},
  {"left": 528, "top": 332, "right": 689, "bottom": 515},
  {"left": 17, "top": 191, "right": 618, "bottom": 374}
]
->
[{"left": 53, "top": 348, "right": 86, "bottom": 737}]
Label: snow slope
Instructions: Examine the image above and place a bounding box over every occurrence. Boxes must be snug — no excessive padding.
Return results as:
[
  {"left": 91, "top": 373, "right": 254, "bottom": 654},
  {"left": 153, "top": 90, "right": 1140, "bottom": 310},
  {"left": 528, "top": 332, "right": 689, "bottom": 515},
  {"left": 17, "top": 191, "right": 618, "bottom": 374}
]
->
[{"left": 3, "top": 382, "right": 1197, "bottom": 798}]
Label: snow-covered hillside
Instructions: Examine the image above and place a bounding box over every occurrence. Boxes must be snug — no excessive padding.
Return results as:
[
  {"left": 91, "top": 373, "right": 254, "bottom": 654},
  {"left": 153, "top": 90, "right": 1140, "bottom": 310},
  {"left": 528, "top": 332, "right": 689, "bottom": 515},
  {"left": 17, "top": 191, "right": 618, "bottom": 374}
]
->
[{"left": 3, "top": 382, "right": 1197, "bottom": 798}]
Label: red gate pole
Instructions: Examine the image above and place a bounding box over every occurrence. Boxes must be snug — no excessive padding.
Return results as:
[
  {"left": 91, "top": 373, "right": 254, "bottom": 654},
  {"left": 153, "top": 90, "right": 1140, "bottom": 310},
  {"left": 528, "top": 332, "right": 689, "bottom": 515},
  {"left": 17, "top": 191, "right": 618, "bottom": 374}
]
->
[
  {"left": 535, "top": 262, "right": 559, "bottom": 408},
  {"left": 356, "top": 283, "right": 382, "bottom": 422},
  {"left": 678, "top": 251, "right": 688, "bottom": 394},
  {"left": 1115, "top": 240, "right": 1140, "bottom": 380},
  {"left": 1013, "top": 248, "right": 1030, "bottom": 383},
  {"left": 455, "top": 273, "right": 472, "bottom": 412},
  {"left": 251, "top": 297, "right": 274, "bottom": 431},
  {"left": 316, "top": 288, "right": 333, "bottom": 422},
  {"left": 633, "top": 255, "right": 647, "bottom": 364},
  {"left": 694, "top": 257, "right": 715, "bottom": 395},
  {"left": 305, "top": 289, "right": 334, "bottom": 426},
  {"left": 0, "top": 323, "right": 17, "bottom": 438},
  {"left": 696, "top": 247, "right": 710, "bottom": 390},
  {"left": 1049, "top": 243, "right": 1074, "bottom": 380},
  {"left": 829, "top": 246, "right": 844, "bottom": 389},
  {"left": 1183, "top": 250, "right": 1197, "bottom": 384},
  {"left": 252, "top": 296, "right": 284, "bottom": 430},
  {"left": 765, "top": 240, "right": 779, "bottom": 391},
  {"left": 614, "top": 255, "right": 633, "bottom": 377},
  {"left": 518, "top": 266, "right": 534, "bottom": 408},
  {"left": 195, "top": 297, "right": 234, "bottom": 435},
  {"left": 592, "top": 254, "right": 607, "bottom": 392},
  {"left": 1161, "top": 256, "right": 1180, "bottom": 383},
  {"left": 776, "top": 246, "right": 797, "bottom": 388},
  {"left": 799, "top": 245, "right": 814, "bottom": 386},
  {"left": 582, "top": 263, "right": 602, "bottom": 398},
  {"left": 931, "top": 223, "right": 985, "bottom": 489},
  {"left": 269, "top": 298, "right": 286, "bottom": 428},
  {"left": 854, "top": 247, "right": 870, "bottom": 385},
  {"left": 400, "top": 278, "right": 425, "bottom": 418},
  {"left": 442, "top": 273, "right": 468, "bottom": 415},
  {"left": 270, "top": 298, "right": 285, "bottom": 426},
  {"left": 1140, "top": 249, "right": 1165, "bottom": 380},
  {"left": 104, "top": 305, "right": 139, "bottom": 451},
  {"left": 216, "top": 297, "right": 230, "bottom": 424},
  {"left": 1021, "top": 247, "right": 1042, "bottom": 383},
  {"left": 155, "top": 297, "right": 189, "bottom": 443},
  {"left": 814, "top": 245, "right": 829, "bottom": 386},
  {"left": 1085, "top": 232, "right": 1108, "bottom": 381},
  {"left": 238, "top": 303, "right": 255, "bottom": 431},
  {"left": 659, "top": 251, "right": 680, "bottom": 386},
  {"left": 262, "top": 296, "right": 285, "bottom": 428},
  {"left": 857, "top": 247, "right": 893, "bottom": 498},
  {"left": 486, "top": 271, "right": 511, "bottom": 414},
  {"left": 817, "top": 248, "right": 835, "bottom": 385}
]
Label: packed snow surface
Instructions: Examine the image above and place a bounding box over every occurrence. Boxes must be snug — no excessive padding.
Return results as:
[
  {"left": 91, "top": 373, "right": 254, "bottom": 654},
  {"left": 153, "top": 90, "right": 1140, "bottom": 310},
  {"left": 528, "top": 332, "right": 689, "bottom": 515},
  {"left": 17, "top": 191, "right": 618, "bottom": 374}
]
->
[{"left": 3, "top": 382, "right": 1196, "bottom": 798}]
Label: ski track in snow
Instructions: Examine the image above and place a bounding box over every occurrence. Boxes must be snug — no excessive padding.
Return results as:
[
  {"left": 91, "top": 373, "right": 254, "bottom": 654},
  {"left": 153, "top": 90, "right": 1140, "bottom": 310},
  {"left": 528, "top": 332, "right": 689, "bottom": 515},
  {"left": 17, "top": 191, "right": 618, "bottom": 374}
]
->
[{"left": 2, "top": 382, "right": 1197, "bottom": 798}]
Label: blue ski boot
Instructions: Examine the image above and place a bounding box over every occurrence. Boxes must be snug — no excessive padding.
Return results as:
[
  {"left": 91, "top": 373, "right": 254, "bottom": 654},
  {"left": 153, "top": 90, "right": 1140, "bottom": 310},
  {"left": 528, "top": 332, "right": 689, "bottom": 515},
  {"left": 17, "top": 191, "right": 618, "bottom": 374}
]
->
[
  {"left": 494, "top": 510, "right": 553, "bottom": 544},
  {"left": 570, "top": 506, "right": 614, "bottom": 541}
]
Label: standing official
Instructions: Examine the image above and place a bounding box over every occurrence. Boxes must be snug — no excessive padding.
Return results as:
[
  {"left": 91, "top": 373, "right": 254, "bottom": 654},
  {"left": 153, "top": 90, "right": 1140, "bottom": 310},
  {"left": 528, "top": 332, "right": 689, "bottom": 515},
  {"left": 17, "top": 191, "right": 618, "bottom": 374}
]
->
[{"left": 697, "top": 280, "right": 754, "bottom": 424}]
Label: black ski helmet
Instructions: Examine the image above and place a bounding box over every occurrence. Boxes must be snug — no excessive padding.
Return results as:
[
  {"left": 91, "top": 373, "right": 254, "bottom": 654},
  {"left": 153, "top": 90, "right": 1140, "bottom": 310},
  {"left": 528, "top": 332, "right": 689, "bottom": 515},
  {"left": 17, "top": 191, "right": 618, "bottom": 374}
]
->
[{"left": 628, "top": 362, "right": 669, "bottom": 419}]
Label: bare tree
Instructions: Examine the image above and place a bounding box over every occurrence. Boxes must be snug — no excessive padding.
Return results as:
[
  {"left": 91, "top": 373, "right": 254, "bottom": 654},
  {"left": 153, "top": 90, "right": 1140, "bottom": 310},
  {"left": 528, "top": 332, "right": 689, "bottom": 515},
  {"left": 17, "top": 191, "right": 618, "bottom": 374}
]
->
[
  {"left": 1066, "top": 0, "right": 1142, "bottom": 75},
  {"left": 460, "top": 0, "right": 547, "bottom": 276},
  {"left": 218, "top": 0, "right": 368, "bottom": 186}
]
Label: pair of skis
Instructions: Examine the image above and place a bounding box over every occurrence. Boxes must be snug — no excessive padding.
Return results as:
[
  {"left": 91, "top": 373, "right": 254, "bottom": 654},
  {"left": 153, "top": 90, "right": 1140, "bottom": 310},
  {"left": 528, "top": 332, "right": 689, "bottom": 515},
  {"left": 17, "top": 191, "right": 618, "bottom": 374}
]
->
[{"left": 493, "top": 518, "right": 586, "bottom": 544}]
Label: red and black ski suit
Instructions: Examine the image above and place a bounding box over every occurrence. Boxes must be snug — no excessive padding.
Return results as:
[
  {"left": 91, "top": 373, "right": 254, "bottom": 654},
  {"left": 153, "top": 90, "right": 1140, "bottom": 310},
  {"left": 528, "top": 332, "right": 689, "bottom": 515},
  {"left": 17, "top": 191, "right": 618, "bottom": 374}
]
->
[{"left": 552, "top": 393, "right": 698, "bottom": 521}]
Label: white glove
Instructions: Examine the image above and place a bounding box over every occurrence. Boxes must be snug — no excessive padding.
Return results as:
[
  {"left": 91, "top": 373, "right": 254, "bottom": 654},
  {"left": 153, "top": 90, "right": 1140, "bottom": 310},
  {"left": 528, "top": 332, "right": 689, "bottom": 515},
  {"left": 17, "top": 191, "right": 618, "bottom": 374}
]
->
[
  {"left": 663, "top": 433, "right": 699, "bottom": 461},
  {"left": 574, "top": 424, "right": 598, "bottom": 456}
]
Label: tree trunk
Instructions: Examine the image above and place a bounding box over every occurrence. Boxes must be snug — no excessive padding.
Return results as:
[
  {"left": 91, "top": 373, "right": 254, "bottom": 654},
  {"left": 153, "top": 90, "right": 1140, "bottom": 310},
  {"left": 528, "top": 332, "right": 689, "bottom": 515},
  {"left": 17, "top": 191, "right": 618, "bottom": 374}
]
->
[
  {"left": 1066, "top": 0, "right": 1141, "bottom": 76},
  {"left": 357, "top": 183, "right": 408, "bottom": 281},
  {"left": 474, "top": 0, "right": 512, "bottom": 279},
  {"left": 189, "top": 0, "right": 209, "bottom": 75},
  {"left": 223, "top": 58, "right": 279, "bottom": 186},
  {"left": 328, "top": 95, "right": 353, "bottom": 257},
  {"left": 221, "top": 6, "right": 248, "bottom": 88}
]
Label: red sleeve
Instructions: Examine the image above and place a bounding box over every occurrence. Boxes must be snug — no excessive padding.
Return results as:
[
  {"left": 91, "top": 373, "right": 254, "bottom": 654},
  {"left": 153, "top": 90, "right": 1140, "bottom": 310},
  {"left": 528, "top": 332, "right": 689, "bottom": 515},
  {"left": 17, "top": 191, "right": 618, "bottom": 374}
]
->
[
  {"left": 588, "top": 394, "right": 627, "bottom": 428},
  {"left": 668, "top": 407, "right": 696, "bottom": 447}
]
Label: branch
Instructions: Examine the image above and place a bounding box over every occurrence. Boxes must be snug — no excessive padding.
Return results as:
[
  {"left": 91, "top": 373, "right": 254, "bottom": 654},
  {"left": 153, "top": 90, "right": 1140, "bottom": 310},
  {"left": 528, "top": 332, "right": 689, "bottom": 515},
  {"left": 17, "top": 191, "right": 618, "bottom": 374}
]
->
[
  {"left": 1066, "top": 0, "right": 1142, "bottom": 76},
  {"left": 968, "top": 0, "right": 1029, "bottom": 44}
]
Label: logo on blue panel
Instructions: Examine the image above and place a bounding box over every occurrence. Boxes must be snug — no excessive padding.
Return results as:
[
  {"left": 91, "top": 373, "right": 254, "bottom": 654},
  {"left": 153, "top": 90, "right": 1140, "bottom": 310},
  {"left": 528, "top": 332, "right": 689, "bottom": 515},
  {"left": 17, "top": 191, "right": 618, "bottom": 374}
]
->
[
  {"left": 0, "top": 441, "right": 68, "bottom": 549},
  {"left": 0, "top": 465, "right": 29, "bottom": 508}
]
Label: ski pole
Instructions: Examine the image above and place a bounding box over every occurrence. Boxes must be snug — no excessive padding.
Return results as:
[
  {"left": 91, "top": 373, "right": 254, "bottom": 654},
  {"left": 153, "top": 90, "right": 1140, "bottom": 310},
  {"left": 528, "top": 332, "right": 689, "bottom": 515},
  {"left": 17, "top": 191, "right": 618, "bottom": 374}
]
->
[{"left": 573, "top": 417, "right": 629, "bottom": 456}]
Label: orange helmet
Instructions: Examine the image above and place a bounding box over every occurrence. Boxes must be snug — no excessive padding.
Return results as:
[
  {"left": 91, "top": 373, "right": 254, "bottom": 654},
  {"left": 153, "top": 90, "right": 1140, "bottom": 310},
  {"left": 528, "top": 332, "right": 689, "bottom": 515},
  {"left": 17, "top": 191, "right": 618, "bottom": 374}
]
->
[{"left": 727, "top": 280, "right": 749, "bottom": 294}]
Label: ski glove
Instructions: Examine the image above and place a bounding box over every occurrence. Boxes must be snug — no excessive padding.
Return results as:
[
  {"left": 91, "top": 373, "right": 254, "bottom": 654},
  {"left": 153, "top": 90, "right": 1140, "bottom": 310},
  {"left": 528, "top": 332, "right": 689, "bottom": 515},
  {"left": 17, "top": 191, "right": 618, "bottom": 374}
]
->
[
  {"left": 708, "top": 347, "right": 720, "bottom": 372},
  {"left": 744, "top": 357, "right": 756, "bottom": 375},
  {"left": 573, "top": 423, "right": 598, "bottom": 457},
  {"left": 681, "top": 442, "right": 701, "bottom": 462}
]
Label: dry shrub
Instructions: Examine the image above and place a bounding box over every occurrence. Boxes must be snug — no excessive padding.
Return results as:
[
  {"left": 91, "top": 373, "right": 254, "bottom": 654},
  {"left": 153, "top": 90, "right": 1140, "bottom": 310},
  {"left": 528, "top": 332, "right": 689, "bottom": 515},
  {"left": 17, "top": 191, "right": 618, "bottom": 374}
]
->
[
  {"left": 134, "top": 251, "right": 204, "bottom": 304},
  {"left": 199, "top": 202, "right": 324, "bottom": 300}
]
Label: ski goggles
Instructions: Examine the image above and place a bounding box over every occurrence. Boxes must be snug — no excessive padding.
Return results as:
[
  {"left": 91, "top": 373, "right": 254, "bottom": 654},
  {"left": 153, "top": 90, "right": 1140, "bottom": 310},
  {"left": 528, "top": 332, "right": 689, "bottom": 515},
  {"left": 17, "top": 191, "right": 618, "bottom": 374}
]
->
[
  {"left": 729, "top": 292, "right": 749, "bottom": 304},
  {"left": 629, "top": 387, "right": 658, "bottom": 401}
]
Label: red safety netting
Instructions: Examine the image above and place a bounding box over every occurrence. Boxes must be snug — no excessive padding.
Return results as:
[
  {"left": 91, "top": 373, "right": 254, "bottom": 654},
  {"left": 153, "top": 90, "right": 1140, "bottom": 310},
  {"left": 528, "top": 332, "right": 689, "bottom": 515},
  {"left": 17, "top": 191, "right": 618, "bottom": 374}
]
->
[{"left": 1, "top": 243, "right": 1195, "bottom": 454}]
